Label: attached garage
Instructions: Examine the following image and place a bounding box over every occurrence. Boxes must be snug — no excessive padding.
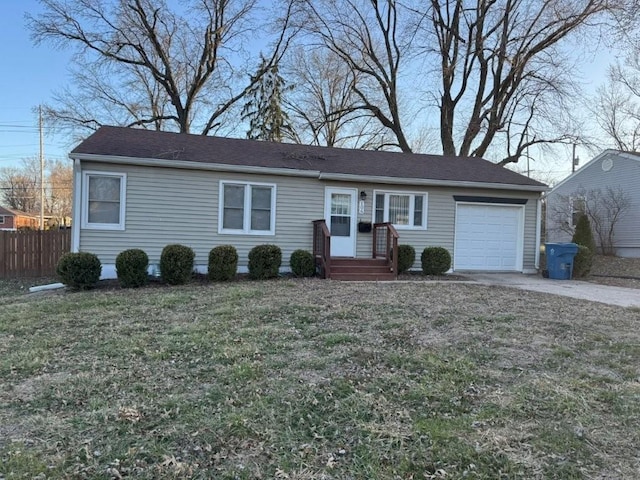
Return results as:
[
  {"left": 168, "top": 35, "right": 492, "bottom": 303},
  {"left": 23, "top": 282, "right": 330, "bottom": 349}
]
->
[{"left": 453, "top": 201, "right": 525, "bottom": 271}]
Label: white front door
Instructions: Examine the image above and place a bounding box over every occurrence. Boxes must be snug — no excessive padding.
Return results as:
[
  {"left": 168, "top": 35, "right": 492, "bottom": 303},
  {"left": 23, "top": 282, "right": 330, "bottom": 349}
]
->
[{"left": 325, "top": 187, "right": 357, "bottom": 257}]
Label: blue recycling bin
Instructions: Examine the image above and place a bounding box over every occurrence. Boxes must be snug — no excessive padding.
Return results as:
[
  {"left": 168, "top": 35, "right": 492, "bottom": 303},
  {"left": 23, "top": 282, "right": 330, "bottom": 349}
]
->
[{"left": 545, "top": 243, "right": 579, "bottom": 280}]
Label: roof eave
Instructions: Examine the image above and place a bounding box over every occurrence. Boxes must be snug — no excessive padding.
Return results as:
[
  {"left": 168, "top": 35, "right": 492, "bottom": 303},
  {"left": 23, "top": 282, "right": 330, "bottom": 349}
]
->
[
  {"left": 70, "top": 153, "right": 547, "bottom": 192},
  {"left": 70, "top": 153, "right": 320, "bottom": 178},
  {"left": 319, "top": 172, "right": 547, "bottom": 192}
]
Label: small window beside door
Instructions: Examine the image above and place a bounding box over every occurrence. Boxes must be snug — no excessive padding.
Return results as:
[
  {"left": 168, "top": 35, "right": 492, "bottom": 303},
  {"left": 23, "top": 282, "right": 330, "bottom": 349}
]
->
[{"left": 373, "top": 191, "right": 427, "bottom": 230}]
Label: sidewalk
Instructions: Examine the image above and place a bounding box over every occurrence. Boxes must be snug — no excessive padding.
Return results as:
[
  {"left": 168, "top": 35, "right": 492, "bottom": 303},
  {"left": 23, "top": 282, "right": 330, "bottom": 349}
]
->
[{"left": 464, "top": 273, "right": 640, "bottom": 308}]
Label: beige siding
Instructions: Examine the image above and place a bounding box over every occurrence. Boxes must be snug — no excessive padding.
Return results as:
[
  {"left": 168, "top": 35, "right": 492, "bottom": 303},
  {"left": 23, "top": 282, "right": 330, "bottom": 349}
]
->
[
  {"left": 80, "top": 162, "right": 541, "bottom": 272},
  {"left": 326, "top": 181, "right": 539, "bottom": 271},
  {"left": 80, "top": 162, "right": 324, "bottom": 268}
]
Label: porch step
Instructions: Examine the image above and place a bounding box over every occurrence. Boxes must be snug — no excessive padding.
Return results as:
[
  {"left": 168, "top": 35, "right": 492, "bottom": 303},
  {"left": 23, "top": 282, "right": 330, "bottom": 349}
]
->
[
  {"left": 329, "top": 258, "right": 396, "bottom": 281},
  {"left": 330, "top": 272, "right": 396, "bottom": 281},
  {"left": 331, "top": 258, "right": 389, "bottom": 267}
]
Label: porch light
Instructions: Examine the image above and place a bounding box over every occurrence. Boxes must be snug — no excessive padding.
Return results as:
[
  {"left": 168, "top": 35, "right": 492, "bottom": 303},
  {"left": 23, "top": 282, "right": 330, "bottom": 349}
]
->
[{"left": 360, "top": 190, "right": 367, "bottom": 201}]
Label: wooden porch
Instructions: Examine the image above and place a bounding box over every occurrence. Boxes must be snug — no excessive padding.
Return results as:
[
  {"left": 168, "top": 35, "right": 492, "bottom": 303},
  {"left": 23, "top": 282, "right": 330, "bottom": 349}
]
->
[{"left": 312, "top": 220, "right": 399, "bottom": 281}]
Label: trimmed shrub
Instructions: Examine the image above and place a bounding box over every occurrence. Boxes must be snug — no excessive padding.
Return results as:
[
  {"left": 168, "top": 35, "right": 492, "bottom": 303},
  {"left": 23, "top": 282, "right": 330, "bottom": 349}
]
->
[
  {"left": 421, "top": 246, "right": 451, "bottom": 275},
  {"left": 396, "top": 245, "right": 416, "bottom": 274},
  {"left": 572, "top": 213, "right": 597, "bottom": 255},
  {"left": 160, "top": 244, "right": 195, "bottom": 285},
  {"left": 248, "top": 244, "right": 282, "bottom": 280},
  {"left": 116, "top": 249, "right": 149, "bottom": 288},
  {"left": 290, "top": 249, "right": 315, "bottom": 277},
  {"left": 208, "top": 245, "right": 238, "bottom": 281},
  {"left": 56, "top": 252, "right": 102, "bottom": 290},
  {"left": 572, "top": 244, "right": 593, "bottom": 279}
]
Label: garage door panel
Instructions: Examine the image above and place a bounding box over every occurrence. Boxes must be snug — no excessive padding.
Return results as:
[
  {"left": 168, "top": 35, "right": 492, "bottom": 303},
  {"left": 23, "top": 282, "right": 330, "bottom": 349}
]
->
[{"left": 454, "top": 204, "right": 523, "bottom": 271}]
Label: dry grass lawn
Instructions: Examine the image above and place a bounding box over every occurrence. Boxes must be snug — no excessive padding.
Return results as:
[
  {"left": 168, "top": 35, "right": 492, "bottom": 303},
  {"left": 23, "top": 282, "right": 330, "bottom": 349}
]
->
[{"left": 1, "top": 279, "right": 639, "bottom": 479}]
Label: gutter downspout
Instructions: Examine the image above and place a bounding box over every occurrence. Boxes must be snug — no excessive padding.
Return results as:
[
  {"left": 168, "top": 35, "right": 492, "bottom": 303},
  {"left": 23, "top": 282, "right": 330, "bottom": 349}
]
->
[
  {"left": 71, "top": 158, "right": 81, "bottom": 253},
  {"left": 535, "top": 197, "right": 542, "bottom": 270}
]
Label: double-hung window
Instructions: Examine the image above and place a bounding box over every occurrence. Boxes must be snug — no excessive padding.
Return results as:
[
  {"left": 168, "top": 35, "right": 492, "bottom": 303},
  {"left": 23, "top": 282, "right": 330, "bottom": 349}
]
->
[
  {"left": 373, "top": 191, "right": 427, "bottom": 230},
  {"left": 81, "top": 172, "right": 126, "bottom": 230},
  {"left": 219, "top": 181, "right": 276, "bottom": 235},
  {"left": 0, "top": 216, "right": 4, "bottom": 225}
]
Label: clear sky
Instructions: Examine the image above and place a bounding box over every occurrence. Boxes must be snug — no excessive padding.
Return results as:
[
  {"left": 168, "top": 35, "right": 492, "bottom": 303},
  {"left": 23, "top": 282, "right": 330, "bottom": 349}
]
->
[
  {"left": 0, "top": 1, "right": 618, "bottom": 182},
  {"left": 0, "top": 1, "right": 73, "bottom": 169}
]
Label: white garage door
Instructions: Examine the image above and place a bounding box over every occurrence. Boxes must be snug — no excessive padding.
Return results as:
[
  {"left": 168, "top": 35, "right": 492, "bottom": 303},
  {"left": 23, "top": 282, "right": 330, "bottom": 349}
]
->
[{"left": 454, "top": 203, "right": 524, "bottom": 271}]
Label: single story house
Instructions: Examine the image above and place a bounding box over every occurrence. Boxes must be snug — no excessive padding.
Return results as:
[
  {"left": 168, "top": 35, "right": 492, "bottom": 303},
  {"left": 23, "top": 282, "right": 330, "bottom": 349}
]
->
[
  {"left": 70, "top": 126, "right": 547, "bottom": 279},
  {"left": 0, "top": 206, "right": 39, "bottom": 231},
  {"left": 545, "top": 150, "right": 639, "bottom": 257}
]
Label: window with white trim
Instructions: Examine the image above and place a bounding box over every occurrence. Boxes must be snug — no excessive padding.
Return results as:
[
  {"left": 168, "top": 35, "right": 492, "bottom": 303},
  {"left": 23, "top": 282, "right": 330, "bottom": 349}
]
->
[
  {"left": 0, "top": 216, "right": 4, "bottom": 224},
  {"left": 570, "top": 195, "right": 586, "bottom": 227},
  {"left": 219, "top": 181, "right": 276, "bottom": 235},
  {"left": 81, "top": 172, "right": 126, "bottom": 230},
  {"left": 373, "top": 191, "right": 427, "bottom": 229}
]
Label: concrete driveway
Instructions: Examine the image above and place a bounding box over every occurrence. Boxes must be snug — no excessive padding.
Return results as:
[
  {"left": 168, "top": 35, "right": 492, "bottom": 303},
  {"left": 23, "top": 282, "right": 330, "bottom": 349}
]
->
[{"left": 464, "top": 273, "right": 640, "bottom": 308}]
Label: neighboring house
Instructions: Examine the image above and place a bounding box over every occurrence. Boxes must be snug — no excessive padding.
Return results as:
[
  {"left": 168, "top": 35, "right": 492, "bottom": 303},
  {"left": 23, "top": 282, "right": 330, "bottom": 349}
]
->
[
  {"left": 546, "top": 150, "right": 639, "bottom": 258},
  {"left": 70, "top": 126, "right": 547, "bottom": 279},
  {"left": 0, "top": 206, "right": 39, "bottom": 231}
]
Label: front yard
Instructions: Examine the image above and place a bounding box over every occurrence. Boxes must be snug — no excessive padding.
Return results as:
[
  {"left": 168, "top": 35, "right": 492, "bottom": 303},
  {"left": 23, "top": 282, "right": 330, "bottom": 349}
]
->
[{"left": 1, "top": 279, "right": 639, "bottom": 479}]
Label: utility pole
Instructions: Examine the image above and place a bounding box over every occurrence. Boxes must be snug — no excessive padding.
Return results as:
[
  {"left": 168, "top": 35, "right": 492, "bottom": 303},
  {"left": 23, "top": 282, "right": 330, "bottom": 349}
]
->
[
  {"left": 571, "top": 143, "right": 579, "bottom": 174},
  {"left": 526, "top": 131, "right": 530, "bottom": 178},
  {"left": 39, "top": 105, "right": 45, "bottom": 230}
]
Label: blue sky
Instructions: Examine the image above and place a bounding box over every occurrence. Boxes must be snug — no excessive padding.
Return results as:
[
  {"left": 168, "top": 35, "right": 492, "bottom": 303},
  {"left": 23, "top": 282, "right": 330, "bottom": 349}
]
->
[
  {"left": 0, "top": 1, "right": 618, "bottom": 181},
  {"left": 0, "top": 0, "right": 73, "bottom": 168}
]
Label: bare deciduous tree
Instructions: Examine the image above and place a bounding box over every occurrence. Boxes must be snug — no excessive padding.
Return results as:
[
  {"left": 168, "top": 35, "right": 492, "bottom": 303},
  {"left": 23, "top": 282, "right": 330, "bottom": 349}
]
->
[
  {"left": 548, "top": 186, "right": 631, "bottom": 255},
  {"left": 0, "top": 159, "right": 73, "bottom": 224},
  {"left": 29, "top": 0, "right": 297, "bottom": 136},
  {"left": 594, "top": 62, "right": 640, "bottom": 152},
  {"left": 283, "top": 48, "right": 388, "bottom": 149},
  {"left": 43, "top": 63, "right": 172, "bottom": 140},
  {"left": 301, "top": 0, "right": 412, "bottom": 152},
  {"left": 46, "top": 161, "right": 73, "bottom": 226},
  {"left": 300, "top": 0, "right": 609, "bottom": 163},
  {"left": 0, "top": 166, "right": 39, "bottom": 213},
  {"left": 424, "top": 0, "right": 609, "bottom": 165}
]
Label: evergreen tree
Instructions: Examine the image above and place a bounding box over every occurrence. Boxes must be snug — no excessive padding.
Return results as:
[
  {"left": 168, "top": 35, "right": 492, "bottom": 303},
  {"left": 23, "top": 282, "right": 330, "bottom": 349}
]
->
[
  {"left": 572, "top": 213, "right": 597, "bottom": 254},
  {"left": 242, "top": 57, "right": 293, "bottom": 142}
]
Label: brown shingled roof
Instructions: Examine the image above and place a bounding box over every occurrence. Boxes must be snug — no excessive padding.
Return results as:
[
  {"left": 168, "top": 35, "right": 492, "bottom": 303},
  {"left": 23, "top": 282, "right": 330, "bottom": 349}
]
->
[
  {"left": 0, "top": 206, "right": 34, "bottom": 217},
  {"left": 71, "top": 126, "right": 546, "bottom": 189}
]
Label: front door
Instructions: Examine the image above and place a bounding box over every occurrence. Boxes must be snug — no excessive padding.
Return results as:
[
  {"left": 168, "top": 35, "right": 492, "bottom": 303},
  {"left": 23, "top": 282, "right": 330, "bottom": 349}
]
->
[{"left": 325, "top": 187, "right": 357, "bottom": 257}]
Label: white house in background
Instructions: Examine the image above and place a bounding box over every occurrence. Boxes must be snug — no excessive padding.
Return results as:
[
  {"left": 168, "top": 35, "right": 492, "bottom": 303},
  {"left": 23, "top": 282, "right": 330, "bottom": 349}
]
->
[
  {"left": 69, "top": 126, "right": 548, "bottom": 279},
  {"left": 545, "top": 150, "right": 639, "bottom": 258}
]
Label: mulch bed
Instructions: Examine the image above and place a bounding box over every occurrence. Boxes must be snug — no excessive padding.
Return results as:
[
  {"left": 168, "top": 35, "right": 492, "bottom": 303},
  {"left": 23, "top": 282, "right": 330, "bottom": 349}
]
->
[{"left": 52, "top": 270, "right": 469, "bottom": 294}]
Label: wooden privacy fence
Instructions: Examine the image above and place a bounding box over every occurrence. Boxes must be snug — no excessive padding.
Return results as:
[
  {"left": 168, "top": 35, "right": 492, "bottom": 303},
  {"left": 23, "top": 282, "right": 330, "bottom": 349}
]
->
[{"left": 0, "top": 230, "right": 71, "bottom": 278}]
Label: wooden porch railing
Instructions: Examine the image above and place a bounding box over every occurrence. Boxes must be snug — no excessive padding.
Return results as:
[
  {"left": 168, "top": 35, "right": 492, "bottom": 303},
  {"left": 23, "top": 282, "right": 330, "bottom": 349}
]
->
[
  {"left": 312, "top": 219, "right": 331, "bottom": 278},
  {"left": 373, "top": 222, "right": 399, "bottom": 277}
]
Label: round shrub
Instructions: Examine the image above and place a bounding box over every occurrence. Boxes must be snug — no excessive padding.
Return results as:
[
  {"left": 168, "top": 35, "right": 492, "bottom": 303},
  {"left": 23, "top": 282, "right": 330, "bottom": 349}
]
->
[
  {"left": 572, "top": 244, "right": 593, "bottom": 279},
  {"left": 160, "top": 244, "right": 195, "bottom": 285},
  {"left": 248, "top": 244, "right": 282, "bottom": 280},
  {"left": 421, "top": 246, "right": 451, "bottom": 275},
  {"left": 396, "top": 244, "right": 416, "bottom": 274},
  {"left": 290, "top": 249, "right": 315, "bottom": 277},
  {"left": 208, "top": 245, "right": 238, "bottom": 281},
  {"left": 116, "top": 249, "right": 149, "bottom": 288},
  {"left": 56, "top": 252, "right": 102, "bottom": 290}
]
